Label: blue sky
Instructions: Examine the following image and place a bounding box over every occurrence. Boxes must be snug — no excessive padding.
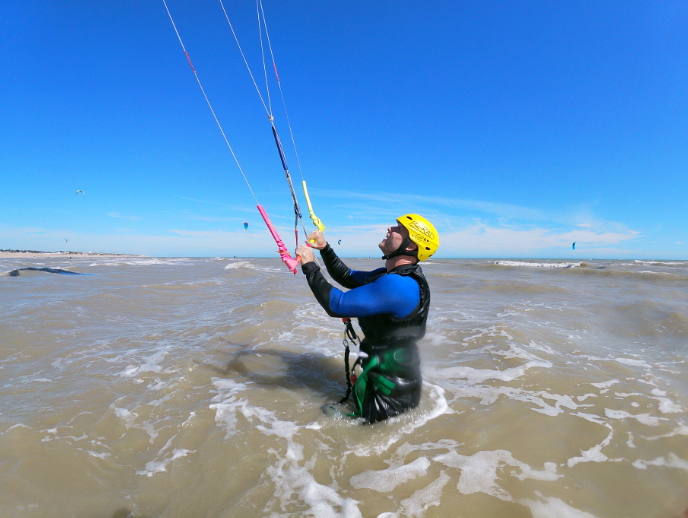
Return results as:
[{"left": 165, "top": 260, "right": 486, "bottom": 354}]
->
[{"left": 1, "top": 1, "right": 686, "bottom": 259}]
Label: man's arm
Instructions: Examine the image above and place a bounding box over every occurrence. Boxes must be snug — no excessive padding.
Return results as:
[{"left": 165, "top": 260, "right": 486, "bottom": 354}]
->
[
  {"left": 302, "top": 262, "right": 340, "bottom": 317},
  {"left": 319, "top": 243, "right": 363, "bottom": 289},
  {"left": 301, "top": 232, "right": 379, "bottom": 289},
  {"left": 302, "top": 263, "right": 419, "bottom": 319}
]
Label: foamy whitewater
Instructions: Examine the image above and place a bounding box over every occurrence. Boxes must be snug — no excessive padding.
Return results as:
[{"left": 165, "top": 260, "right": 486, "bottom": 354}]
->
[{"left": 1, "top": 257, "right": 687, "bottom": 517}]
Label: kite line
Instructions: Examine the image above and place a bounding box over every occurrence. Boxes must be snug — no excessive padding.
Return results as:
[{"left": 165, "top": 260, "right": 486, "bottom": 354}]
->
[
  {"left": 219, "top": 0, "right": 326, "bottom": 243},
  {"left": 162, "top": 0, "right": 299, "bottom": 274}
]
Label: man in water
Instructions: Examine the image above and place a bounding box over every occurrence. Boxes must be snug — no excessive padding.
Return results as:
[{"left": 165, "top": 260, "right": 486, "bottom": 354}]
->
[{"left": 296, "top": 214, "right": 439, "bottom": 424}]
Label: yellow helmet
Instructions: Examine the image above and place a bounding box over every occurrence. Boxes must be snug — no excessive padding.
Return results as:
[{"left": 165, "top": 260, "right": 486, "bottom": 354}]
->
[{"left": 397, "top": 214, "right": 440, "bottom": 261}]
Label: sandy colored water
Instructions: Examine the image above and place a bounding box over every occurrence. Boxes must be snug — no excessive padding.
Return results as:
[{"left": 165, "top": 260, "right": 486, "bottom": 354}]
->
[{"left": 1, "top": 256, "right": 687, "bottom": 517}]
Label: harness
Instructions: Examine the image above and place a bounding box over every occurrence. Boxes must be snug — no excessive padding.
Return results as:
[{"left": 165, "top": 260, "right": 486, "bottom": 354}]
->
[{"left": 338, "top": 264, "right": 430, "bottom": 417}]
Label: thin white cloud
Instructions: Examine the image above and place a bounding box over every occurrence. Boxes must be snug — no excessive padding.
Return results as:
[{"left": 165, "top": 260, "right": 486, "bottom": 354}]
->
[
  {"left": 181, "top": 211, "right": 235, "bottom": 222},
  {"left": 169, "top": 229, "right": 230, "bottom": 238},
  {"left": 316, "top": 189, "right": 545, "bottom": 221},
  {"left": 178, "top": 196, "right": 254, "bottom": 213},
  {"left": 107, "top": 212, "right": 142, "bottom": 221},
  {"left": 439, "top": 224, "right": 638, "bottom": 255}
]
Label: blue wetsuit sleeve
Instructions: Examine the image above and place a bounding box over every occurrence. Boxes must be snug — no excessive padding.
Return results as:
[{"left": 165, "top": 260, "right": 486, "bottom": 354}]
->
[
  {"left": 328, "top": 273, "right": 420, "bottom": 318},
  {"left": 302, "top": 261, "right": 419, "bottom": 319}
]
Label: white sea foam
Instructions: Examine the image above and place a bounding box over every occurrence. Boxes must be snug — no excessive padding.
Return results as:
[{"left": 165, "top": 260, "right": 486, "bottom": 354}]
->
[
  {"left": 433, "top": 449, "right": 560, "bottom": 501},
  {"left": 494, "top": 261, "right": 581, "bottom": 269},
  {"left": 573, "top": 412, "right": 607, "bottom": 425},
  {"left": 267, "top": 425, "right": 360, "bottom": 516},
  {"left": 351, "top": 383, "right": 449, "bottom": 457},
  {"left": 434, "top": 376, "right": 578, "bottom": 417},
  {"left": 633, "top": 260, "right": 687, "bottom": 266},
  {"left": 224, "top": 260, "right": 282, "bottom": 273},
  {"left": 520, "top": 493, "right": 599, "bottom": 518},
  {"left": 430, "top": 358, "right": 552, "bottom": 384},
  {"left": 136, "top": 448, "right": 194, "bottom": 477},
  {"left": 87, "top": 451, "right": 111, "bottom": 459},
  {"left": 604, "top": 409, "right": 662, "bottom": 426},
  {"left": 461, "top": 325, "right": 515, "bottom": 344},
  {"left": 632, "top": 453, "right": 688, "bottom": 473},
  {"left": 111, "top": 404, "right": 159, "bottom": 442},
  {"left": 614, "top": 357, "right": 650, "bottom": 368},
  {"left": 590, "top": 380, "right": 618, "bottom": 389},
  {"left": 647, "top": 389, "right": 683, "bottom": 413},
  {"left": 350, "top": 457, "right": 430, "bottom": 492},
  {"left": 1, "top": 423, "right": 30, "bottom": 434},
  {"left": 118, "top": 349, "right": 168, "bottom": 378},
  {"left": 567, "top": 426, "right": 613, "bottom": 467},
  {"left": 208, "top": 378, "right": 252, "bottom": 438},
  {"left": 642, "top": 424, "right": 688, "bottom": 441},
  {"left": 209, "top": 378, "right": 362, "bottom": 516},
  {"left": 378, "top": 471, "right": 450, "bottom": 518},
  {"left": 268, "top": 453, "right": 363, "bottom": 518},
  {"left": 85, "top": 258, "right": 192, "bottom": 267}
]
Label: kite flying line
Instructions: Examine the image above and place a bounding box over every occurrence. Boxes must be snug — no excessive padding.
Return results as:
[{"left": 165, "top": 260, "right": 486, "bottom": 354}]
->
[
  {"left": 162, "top": 0, "right": 299, "bottom": 274},
  {"left": 219, "top": 0, "right": 325, "bottom": 243}
]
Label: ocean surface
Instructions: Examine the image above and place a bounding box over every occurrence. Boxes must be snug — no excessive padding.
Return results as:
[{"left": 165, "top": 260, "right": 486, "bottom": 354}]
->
[{"left": 1, "top": 256, "right": 687, "bottom": 518}]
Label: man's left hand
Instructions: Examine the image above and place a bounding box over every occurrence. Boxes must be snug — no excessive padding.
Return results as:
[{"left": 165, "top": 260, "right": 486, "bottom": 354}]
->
[{"left": 296, "top": 244, "right": 315, "bottom": 265}]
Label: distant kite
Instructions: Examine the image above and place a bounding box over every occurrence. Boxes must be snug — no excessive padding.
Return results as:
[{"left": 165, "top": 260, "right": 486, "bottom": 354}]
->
[
  {"left": 75, "top": 190, "right": 85, "bottom": 196},
  {"left": 572, "top": 242, "right": 576, "bottom": 250},
  {"left": 338, "top": 239, "right": 342, "bottom": 245},
  {"left": 243, "top": 222, "right": 248, "bottom": 231}
]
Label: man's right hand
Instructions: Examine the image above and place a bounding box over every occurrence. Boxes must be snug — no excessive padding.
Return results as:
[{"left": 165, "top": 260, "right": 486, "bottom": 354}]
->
[{"left": 307, "top": 231, "right": 327, "bottom": 250}]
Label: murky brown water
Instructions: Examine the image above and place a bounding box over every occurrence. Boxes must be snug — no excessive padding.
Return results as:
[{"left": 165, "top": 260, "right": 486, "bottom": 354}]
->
[{"left": 1, "top": 256, "right": 687, "bottom": 517}]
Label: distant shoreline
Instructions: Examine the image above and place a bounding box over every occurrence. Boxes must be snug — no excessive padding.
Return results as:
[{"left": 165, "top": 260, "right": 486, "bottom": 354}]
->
[{"left": 0, "top": 250, "right": 144, "bottom": 259}]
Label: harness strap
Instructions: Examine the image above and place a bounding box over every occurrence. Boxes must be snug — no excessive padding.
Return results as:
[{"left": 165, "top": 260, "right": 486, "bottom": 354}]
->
[{"left": 339, "top": 318, "right": 361, "bottom": 403}]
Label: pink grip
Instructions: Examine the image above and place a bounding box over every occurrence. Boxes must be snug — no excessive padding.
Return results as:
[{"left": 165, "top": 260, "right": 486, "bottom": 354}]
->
[{"left": 257, "top": 205, "right": 299, "bottom": 274}]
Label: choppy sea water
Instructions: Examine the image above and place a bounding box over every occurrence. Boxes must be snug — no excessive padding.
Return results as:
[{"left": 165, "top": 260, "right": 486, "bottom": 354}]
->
[{"left": 1, "top": 256, "right": 687, "bottom": 518}]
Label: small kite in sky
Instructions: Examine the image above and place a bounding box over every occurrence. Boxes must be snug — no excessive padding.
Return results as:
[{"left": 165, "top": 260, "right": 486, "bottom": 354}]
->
[
  {"left": 338, "top": 239, "right": 342, "bottom": 245},
  {"left": 75, "top": 190, "right": 85, "bottom": 196},
  {"left": 572, "top": 242, "right": 576, "bottom": 250},
  {"left": 243, "top": 222, "right": 248, "bottom": 231}
]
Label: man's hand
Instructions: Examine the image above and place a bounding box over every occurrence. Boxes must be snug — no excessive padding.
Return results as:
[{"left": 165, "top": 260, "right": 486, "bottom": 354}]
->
[
  {"left": 296, "top": 244, "right": 315, "bottom": 265},
  {"left": 307, "top": 231, "right": 327, "bottom": 250}
]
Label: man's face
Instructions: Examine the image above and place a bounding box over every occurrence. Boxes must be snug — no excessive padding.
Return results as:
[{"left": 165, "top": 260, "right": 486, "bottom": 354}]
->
[{"left": 379, "top": 221, "right": 409, "bottom": 255}]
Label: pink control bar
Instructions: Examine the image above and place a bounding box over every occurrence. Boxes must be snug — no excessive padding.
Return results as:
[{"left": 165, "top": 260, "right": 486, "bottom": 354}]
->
[{"left": 257, "top": 205, "right": 299, "bottom": 274}]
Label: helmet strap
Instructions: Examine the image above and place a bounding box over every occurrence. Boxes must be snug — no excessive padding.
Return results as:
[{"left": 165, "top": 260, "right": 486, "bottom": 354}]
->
[{"left": 381, "top": 236, "right": 418, "bottom": 261}]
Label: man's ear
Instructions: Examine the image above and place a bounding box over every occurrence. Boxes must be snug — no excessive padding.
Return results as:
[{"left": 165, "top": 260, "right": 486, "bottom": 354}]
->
[{"left": 406, "top": 241, "right": 418, "bottom": 252}]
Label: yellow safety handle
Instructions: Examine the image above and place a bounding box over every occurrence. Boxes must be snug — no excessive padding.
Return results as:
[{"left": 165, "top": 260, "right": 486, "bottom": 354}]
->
[{"left": 302, "top": 181, "right": 325, "bottom": 243}]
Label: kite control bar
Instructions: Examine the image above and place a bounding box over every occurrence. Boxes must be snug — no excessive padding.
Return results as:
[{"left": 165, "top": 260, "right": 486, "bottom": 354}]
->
[
  {"left": 269, "top": 124, "right": 324, "bottom": 245},
  {"left": 257, "top": 205, "right": 299, "bottom": 274}
]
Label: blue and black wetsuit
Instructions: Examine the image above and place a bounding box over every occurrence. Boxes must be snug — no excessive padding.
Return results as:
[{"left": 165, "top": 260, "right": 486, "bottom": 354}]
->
[{"left": 302, "top": 243, "right": 430, "bottom": 424}]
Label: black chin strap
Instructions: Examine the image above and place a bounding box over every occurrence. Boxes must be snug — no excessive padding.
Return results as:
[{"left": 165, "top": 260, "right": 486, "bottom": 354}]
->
[{"left": 381, "top": 236, "right": 418, "bottom": 261}]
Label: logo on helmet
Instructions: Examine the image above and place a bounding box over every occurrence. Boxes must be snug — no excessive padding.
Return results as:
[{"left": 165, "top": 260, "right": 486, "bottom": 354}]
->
[{"left": 408, "top": 220, "right": 435, "bottom": 241}]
